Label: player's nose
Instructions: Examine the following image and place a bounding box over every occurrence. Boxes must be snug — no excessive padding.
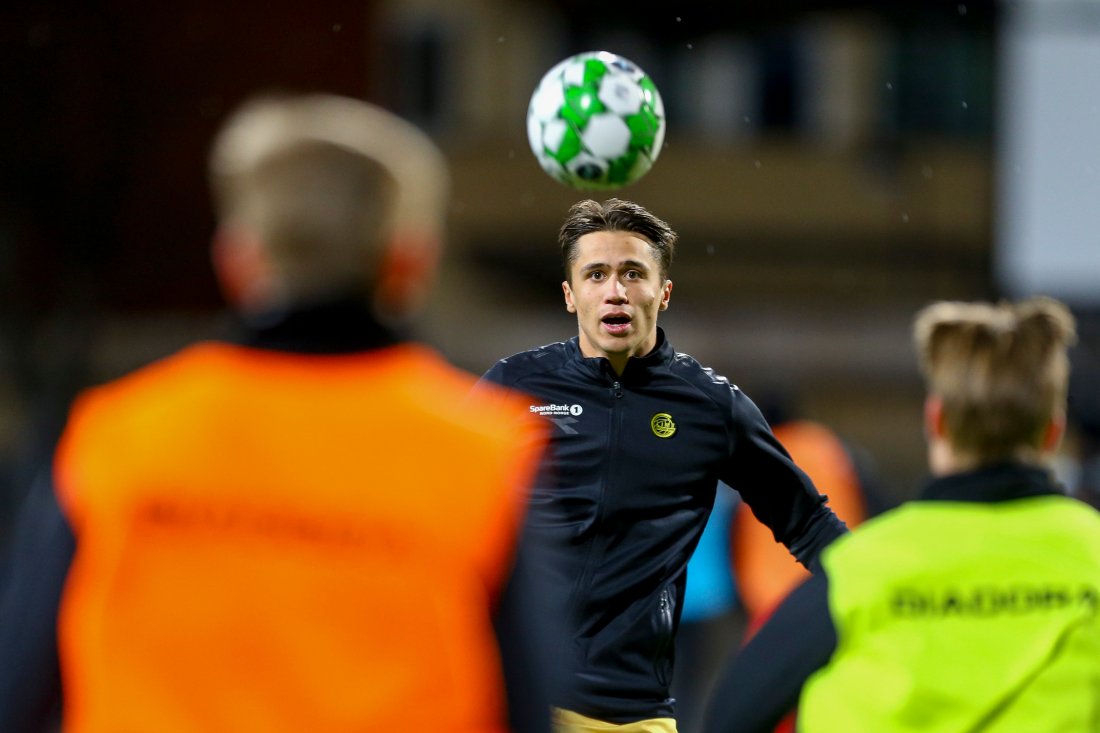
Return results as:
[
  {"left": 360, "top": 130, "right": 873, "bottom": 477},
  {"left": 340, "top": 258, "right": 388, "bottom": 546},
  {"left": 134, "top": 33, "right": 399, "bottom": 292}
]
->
[{"left": 604, "top": 279, "right": 628, "bottom": 302}]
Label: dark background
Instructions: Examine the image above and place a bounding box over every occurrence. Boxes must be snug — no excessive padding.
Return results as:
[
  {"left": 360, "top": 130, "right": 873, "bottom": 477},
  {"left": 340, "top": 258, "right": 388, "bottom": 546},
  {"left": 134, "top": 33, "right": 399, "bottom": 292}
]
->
[{"left": 3, "top": 0, "right": 1097, "bottom": 541}]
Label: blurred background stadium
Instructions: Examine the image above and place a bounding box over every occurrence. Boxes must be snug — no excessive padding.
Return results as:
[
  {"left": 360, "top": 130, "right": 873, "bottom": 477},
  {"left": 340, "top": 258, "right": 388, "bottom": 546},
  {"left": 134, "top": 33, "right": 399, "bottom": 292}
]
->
[{"left": 2, "top": 0, "right": 1098, "bottom": 539}]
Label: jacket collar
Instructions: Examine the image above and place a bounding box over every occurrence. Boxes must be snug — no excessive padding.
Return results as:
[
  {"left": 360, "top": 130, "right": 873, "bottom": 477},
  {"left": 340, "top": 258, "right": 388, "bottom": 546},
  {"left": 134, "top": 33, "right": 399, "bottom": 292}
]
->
[
  {"left": 225, "top": 295, "right": 406, "bottom": 354},
  {"left": 566, "top": 327, "right": 676, "bottom": 383},
  {"left": 919, "top": 462, "right": 1065, "bottom": 503}
]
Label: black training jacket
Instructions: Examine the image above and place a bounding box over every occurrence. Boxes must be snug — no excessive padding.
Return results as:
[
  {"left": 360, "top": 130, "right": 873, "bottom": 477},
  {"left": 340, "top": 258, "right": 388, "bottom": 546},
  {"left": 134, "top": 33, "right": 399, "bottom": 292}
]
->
[{"left": 481, "top": 328, "right": 847, "bottom": 723}]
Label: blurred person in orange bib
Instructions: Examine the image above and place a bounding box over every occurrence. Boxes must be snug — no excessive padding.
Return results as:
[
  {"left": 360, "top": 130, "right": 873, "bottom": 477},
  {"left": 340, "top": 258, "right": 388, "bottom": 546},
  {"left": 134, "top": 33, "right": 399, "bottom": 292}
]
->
[{"left": 0, "top": 93, "right": 560, "bottom": 733}]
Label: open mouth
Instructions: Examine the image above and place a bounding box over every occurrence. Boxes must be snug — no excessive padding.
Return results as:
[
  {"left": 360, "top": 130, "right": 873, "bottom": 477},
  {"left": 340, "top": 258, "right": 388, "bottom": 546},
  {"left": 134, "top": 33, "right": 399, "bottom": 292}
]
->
[{"left": 601, "top": 314, "right": 631, "bottom": 335}]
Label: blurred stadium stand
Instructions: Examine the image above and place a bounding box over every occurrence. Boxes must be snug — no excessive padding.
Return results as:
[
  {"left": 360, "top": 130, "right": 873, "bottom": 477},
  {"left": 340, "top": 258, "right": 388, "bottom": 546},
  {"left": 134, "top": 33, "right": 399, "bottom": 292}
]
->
[{"left": 4, "top": 0, "right": 1097, "bottom": 543}]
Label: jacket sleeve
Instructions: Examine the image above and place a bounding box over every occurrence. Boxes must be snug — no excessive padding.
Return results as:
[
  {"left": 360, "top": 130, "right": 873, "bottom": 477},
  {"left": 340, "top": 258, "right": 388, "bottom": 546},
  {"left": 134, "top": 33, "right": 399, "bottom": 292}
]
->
[
  {"left": 0, "top": 468, "right": 74, "bottom": 733},
  {"left": 701, "top": 572, "right": 837, "bottom": 733},
  {"left": 719, "top": 388, "right": 847, "bottom": 570},
  {"left": 492, "top": 523, "right": 568, "bottom": 733},
  {"left": 480, "top": 359, "right": 509, "bottom": 387}
]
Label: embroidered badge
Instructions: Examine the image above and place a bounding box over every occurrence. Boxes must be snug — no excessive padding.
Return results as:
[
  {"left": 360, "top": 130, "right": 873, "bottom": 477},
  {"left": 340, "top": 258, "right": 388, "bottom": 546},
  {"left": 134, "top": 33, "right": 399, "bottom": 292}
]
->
[{"left": 650, "top": 412, "right": 676, "bottom": 438}]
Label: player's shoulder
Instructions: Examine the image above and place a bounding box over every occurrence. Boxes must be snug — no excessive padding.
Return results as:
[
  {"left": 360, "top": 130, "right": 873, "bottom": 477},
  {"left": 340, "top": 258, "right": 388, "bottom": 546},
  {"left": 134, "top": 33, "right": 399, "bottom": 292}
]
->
[
  {"left": 664, "top": 350, "right": 767, "bottom": 435},
  {"left": 74, "top": 342, "right": 224, "bottom": 413},
  {"left": 410, "top": 348, "right": 525, "bottom": 416},
  {"left": 482, "top": 339, "right": 574, "bottom": 387},
  {"left": 412, "top": 352, "right": 548, "bottom": 450},
  {"left": 60, "top": 342, "right": 234, "bottom": 452},
  {"left": 668, "top": 350, "right": 742, "bottom": 400}
]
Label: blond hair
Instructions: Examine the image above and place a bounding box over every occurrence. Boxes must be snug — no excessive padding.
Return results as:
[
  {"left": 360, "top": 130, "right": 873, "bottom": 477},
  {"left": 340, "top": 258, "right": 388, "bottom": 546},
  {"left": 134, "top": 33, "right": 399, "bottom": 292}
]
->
[
  {"left": 208, "top": 93, "right": 449, "bottom": 303},
  {"left": 913, "top": 296, "right": 1077, "bottom": 463}
]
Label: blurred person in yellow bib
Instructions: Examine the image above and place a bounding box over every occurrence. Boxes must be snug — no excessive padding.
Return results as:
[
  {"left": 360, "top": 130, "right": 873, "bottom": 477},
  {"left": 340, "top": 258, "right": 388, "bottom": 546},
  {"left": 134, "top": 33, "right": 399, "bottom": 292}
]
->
[{"left": 703, "top": 296, "right": 1100, "bottom": 733}]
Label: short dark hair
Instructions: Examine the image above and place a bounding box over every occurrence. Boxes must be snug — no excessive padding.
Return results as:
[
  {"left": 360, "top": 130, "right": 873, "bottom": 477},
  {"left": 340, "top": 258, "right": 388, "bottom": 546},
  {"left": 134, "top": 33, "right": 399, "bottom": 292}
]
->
[{"left": 558, "top": 198, "right": 677, "bottom": 282}]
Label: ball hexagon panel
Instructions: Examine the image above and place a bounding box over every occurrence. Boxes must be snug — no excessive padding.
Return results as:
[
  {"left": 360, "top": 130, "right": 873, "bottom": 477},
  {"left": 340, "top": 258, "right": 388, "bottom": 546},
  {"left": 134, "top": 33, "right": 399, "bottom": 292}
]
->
[{"left": 581, "top": 113, "right": 632, "bottom": 160}]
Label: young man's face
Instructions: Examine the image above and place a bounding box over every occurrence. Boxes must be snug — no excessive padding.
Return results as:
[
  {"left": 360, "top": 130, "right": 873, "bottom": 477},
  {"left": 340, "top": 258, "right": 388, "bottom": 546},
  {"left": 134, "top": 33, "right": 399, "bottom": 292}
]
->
[{"left": 562, "top": 230, "right": 672, "bottom": 373}]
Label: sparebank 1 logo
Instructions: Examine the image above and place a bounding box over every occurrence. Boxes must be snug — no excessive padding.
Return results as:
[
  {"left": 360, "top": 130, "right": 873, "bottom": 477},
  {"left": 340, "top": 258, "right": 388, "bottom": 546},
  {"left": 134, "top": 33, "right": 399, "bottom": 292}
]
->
[{"left": 530, "top": 402, "right": 583, "bottom": 434}]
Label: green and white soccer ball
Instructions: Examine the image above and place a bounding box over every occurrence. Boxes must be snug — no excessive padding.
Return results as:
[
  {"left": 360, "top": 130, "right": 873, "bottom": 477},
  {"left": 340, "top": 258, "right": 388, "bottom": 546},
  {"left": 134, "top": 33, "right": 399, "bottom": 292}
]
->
[{"left": 526, "top": 51, "right": 666, "bottom": 190}]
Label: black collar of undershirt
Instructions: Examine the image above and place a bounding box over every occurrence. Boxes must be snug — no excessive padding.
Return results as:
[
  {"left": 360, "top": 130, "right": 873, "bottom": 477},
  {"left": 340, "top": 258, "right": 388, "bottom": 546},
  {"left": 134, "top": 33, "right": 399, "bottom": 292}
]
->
[
  {"left": 919, "top": 462, "right": 1064, "bottom": 503},
  {"left": 567, "top": 326, "right": 676, "bottom": 384},
  {"left": 225, "top": 296, "right": 406, "bottom": 354}
]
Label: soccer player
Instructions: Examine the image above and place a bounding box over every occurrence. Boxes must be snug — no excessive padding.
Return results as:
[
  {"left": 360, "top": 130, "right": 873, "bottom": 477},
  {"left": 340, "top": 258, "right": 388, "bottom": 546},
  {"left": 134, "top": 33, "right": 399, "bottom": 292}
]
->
[
  {"left": 480, "top": 198, "right": 847, "bottom": 732},
  {"left": 0, "top": 93, "right": 559, "bottom": 733},
  {"left": 702, "top": 296, "right": 1100, "bottom": 733}
]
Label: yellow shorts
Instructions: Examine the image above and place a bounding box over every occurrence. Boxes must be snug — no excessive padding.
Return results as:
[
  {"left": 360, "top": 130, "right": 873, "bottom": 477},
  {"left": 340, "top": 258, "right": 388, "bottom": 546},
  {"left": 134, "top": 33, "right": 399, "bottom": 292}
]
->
[{"left": 552, "top": 707, "right": 678, "bottom": 733}]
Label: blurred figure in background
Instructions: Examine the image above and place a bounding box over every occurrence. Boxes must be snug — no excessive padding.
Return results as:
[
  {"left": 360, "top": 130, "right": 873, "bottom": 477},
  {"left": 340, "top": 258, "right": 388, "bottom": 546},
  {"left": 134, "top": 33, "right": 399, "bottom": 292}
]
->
[
  {"left": 1065, "top": 348, "right": 1100, "bottom": 511},
  {"left": 0, "top": 93, "right": 558, "bottom": 733},
  {"left": 732, "top": 413, "right": 875, "bottom": 636},
  {"left": 728, "top": 413, "right": 876, "bottom": 733},
  {"left": 703, "top": 296, "right": 1100, "bottom": 733}
]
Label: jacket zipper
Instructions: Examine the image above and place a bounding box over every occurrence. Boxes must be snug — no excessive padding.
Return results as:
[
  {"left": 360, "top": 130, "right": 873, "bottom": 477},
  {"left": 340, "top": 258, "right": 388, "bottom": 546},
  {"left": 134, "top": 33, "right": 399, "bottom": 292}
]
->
[
  {"left": 569, "top": 378, "right": 625, "bottom": 630},
  {"left": 654, "top": 586, "right": 676, "bottom": 686}
]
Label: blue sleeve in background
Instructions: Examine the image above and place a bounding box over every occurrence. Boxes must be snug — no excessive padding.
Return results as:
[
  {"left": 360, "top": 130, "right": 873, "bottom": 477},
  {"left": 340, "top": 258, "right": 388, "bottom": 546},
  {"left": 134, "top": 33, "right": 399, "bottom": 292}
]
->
[
  {"left": 0, "top": 469, "right": 73, "bottom": 733},
  {"left": 682, "top": 486, "right": 739, "bottom": 623}
]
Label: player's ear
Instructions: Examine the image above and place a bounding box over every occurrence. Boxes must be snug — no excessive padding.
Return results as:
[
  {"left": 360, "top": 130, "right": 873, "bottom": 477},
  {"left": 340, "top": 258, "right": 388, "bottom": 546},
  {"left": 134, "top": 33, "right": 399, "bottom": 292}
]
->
[
  {"left": 924, "top": 395, "right": 946, "bottom": 440},
  {"left": 1041, "top": 411, "right": 1067, "bottom": 454},
  {"left": 658, "top": 279, "right": 673, "bottom": 311},
  {"left": 210, "top": 223, "right": 270, "bottom": 310},
  {"left": 374, "top": 230, "right": 442, "bottom": 319},
  {"left": 563, "top": 280, "right": 577, "bottom": 313}
]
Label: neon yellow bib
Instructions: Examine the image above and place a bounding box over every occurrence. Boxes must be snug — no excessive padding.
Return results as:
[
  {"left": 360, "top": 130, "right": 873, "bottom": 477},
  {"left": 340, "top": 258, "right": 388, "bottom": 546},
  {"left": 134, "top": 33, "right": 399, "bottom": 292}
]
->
[{"left": 800, "top": 495, "right": 1100, "bottom": 733}]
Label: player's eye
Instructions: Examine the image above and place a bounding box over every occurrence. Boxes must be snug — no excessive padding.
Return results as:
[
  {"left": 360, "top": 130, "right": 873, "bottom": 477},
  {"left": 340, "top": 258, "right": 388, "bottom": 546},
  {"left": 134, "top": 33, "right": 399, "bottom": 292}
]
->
[{"left": 589, "top": 271, "right": 605, "bottom": 281}]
